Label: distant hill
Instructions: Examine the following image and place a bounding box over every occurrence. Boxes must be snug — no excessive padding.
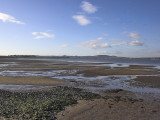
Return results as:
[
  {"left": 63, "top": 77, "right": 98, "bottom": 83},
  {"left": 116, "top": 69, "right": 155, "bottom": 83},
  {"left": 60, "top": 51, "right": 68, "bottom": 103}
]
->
[{"left": 0, "top": 55, "right": 160, "bottom": 59}]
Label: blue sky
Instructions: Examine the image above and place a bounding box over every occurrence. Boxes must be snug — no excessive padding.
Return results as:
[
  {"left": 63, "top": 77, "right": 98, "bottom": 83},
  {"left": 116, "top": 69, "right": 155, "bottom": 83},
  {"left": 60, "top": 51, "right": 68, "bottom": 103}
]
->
[{"left": 0, "top": 0, "right": 160, "bottom": 57}]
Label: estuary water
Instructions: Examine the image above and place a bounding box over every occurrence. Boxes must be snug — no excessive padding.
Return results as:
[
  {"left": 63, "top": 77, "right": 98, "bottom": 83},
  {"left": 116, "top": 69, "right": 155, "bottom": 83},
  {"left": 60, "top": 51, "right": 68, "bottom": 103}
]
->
[{"left": 21, "top": 58, "right": 160, "bottom": 67}]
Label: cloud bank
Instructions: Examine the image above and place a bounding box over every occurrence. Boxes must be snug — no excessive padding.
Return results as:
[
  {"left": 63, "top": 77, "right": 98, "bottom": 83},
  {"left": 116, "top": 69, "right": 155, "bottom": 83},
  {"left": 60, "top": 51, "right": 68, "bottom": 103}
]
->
[{"left": 82, "top": 32, "right": 144, "bottom": 50}]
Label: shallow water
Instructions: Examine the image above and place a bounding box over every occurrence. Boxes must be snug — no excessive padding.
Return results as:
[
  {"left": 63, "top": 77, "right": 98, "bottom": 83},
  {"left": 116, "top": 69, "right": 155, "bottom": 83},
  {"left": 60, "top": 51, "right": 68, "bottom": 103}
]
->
[
  {"left": 52, "top": 74, "right": 160, "bottom": 97},
  {"left": 20, "top": 58, "right": 160, "bottom": 66},
  {"left": 0, "top": 84, "right": 55, "bottom": 91},
  {"left": 0, "top": 70, "right": 75, "bottom": 77},
  {"left": 0, "top": 62, "right": 18, "bottom": 68}
]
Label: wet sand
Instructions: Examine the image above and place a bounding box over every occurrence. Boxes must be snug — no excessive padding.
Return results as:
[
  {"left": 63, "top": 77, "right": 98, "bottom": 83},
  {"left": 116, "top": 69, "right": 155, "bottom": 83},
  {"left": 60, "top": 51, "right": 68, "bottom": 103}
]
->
[
  {"left": 56, "top": 90, "right": 160, "bottom": 120},
  {"left": 57, "top": 99, "right": 160, "bottom": 120},
  {"left": 77, "top": 69, "right": 159, "bottom": 77},
  {"left": 132, "top": 76, "right": 160, "bottom": 88},
  {"left": 0, "top": 76, "right": 66, "bottom": 86},
  {"left": 115, "top": 65, "right": 155, "bottom": 69}
]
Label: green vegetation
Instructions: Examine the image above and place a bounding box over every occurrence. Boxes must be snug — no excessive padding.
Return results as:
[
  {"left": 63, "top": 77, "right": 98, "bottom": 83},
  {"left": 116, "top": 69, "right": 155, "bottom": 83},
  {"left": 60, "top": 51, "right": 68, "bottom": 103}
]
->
[{"left": 0, "top": 86, "right": 101, "bottom": 120}]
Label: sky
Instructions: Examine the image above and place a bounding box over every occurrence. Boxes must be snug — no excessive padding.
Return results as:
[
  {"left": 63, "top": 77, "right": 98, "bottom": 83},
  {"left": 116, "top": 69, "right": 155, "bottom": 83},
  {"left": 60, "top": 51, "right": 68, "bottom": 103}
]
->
[{"left": 0, "top": 0, "right": 160, "bottom": 57}]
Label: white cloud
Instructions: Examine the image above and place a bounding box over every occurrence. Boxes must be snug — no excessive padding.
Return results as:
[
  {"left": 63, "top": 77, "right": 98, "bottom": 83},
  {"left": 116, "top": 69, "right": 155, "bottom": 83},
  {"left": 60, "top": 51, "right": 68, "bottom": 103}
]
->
[
  {"left": 32, "top": 32, "right": 55, "bottom": 39},
  {"left": 128, "top": 32, "right": 143, "bottom": 46},
  {"left": 97, "top": 37, "right": 104, "bottom": 40},
  {"left": 0, "top": 12, "right": 24, "bottom": 24},
  {"left": 32, "top": 32, "right": 38, "bottom": 35},
  {"left": 127, "top": 40, "right": 143, "bottom": 46},
  {"left": 72, "top": 1, "right": 97, "bottom": 26},
  {"left": 101, "top": 43, "right": 110, "bottom": 48},
  {"left": 61, "top": 44, "right": 69, "bottom": 48},
  {"left": 81, "top": 37, "right": 111, "bottom": 49},
  {"left": 110, "top": 32, "right": 144, "bottom": 47},
  {"left": 81, "top": 32, "right": 144, "bottom": 50},
  {"left": 128, "top": 32, "right": 140, "bottom": 41},
  {"left": 111, "top": 41, "right": 127, "bottom": 47},
  {"left": 111, "top": 32, "right": 144, "bottom": 47},
  {"left": 81, "top": 1, "right": 97, "bottom": 14},
  {"left": 40, "top": 32, "right": 54, "bottom": 38},
  {"left": 111, "top": 40, "right": 143, "bottom": 47},
  {"left": 72, "top": 15, "right": 91, "bottom": 26}
]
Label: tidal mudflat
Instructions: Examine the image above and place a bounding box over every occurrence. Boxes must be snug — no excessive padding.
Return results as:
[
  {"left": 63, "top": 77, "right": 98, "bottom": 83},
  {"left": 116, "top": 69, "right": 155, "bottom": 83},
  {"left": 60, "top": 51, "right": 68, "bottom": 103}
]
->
[{"left": 0, "top": 58, "right": 160, "bottom": 119}]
